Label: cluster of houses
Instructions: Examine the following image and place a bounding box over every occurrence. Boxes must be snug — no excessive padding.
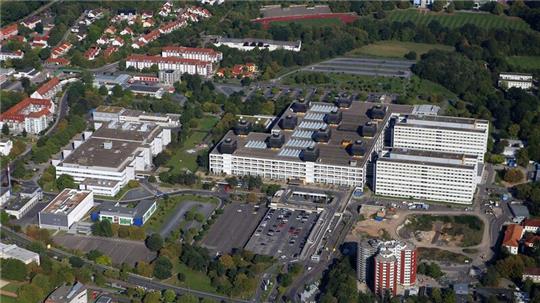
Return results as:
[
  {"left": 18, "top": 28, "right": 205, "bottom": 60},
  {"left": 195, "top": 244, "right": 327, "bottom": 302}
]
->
[
  {"left": 70, "top": 8, "right": 106, "bottom": 42},
  {"left": 502, "top": 218, "right": 540, "bottom": 255},
  {"left": 216, "top": 63, "right": 258, "bottom": 79},
  {"left": 0, "top": 76, "right": 65, "bottom": 135}
]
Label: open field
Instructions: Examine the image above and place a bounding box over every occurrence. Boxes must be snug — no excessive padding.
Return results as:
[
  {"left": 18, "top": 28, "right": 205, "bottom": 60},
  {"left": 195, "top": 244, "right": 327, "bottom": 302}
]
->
[
  {"left": 506, "top": 56, "right": 540, "bottom": 71},
  {"left": 195, "top": 115, "right": 219, "bottom": 132},
  {"left": 401, "top": 215, "right": 484, "bottom": 247},
  {"left": 386, "top": 10, "right": 530, "bottom": 31},
  {"left": 348, "top": 41, "right": 454, "bottom": 59},
  {"left": 167, "top": 131, "right": 207, "bottom": 173}
]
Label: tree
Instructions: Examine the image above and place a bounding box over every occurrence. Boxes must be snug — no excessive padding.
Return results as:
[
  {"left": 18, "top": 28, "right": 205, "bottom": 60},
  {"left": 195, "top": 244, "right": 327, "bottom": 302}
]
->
[
  {"left": 69, "top": 256, "right": 84, "bottom": 268},
  {"left": 92, "top": 219, "right": 114, "bottom": 237},
  {"left": 504, "top": 168, "right": 524, "bottom": 183},
  {"left": 152, "top": 256, "right": 172, "bottom": 279},
  {"left": 517, "top": 149, "right": 530, "bottom": 167},
  {"left": 246, "top": 192, "right": 258, "bottom": 203},
  {"left": 0, "top": 258, "right": 27, "bottom": 281},
  {"left": 143, "top": 291, "right": 161, "bottom": 303},
  {"left": 136, "top": 261, "right": 153, "bottom": 277},
  {"left": 56, "top": 174, "right": 76, "bottom": 190},
  {"left": 432, "top": 0, "right": 447, "bottom": 12},
  {"left": 99, "top": 85, "right": 108, "bottom": 95},
  {"left": 39, "top": 48, "right": 51, "bottom": 60},
  {"left": 404, "top": 51, "right": 417, "bottom": 60},
  {"left": 2, "top": 123, "right": 10, "bottom": 135},
  {"left": 177, "top": 293, "right": 198, "bottom": 303},
  {"left": 162, "top": 289, "right": 176, "bottom": 302},
  {"left": 86, "top": 249, "right": 103, "bottom": 261},
  {"left": 35, "top": 22, "right": 43, "bottom": 34},
  {"left": 112, "top": 85, "right": 124, "bottom": 98},
  {"left": 145, "top": 233, "right": 163, "bottom": 252}
]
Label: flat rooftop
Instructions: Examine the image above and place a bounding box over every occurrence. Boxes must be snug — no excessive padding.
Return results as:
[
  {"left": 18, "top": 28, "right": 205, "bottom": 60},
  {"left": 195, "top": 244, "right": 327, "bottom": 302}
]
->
[
  {"left": 92, "top": 121, "right": 161, "bottom": 142},
  {"left": 212, "top": 101, "right": 413, "bottom": 167},
  {"left": 0, "top": 242, "right": 38, "bottom": 260},
  {"left": 61, "top": 137, "right": 141, "bottom": 169},
  {"left": 397, "top": 115, "right": 488, "bottom": 132},
  {"left": 260, "top": 4, "right": 332, "bottom": 18},
  {"left": 42, "top": 189, "right": 92, "bottom": 215},
  {"left": 95, "top": 105, "right": 124, "bottom": 114},
  {"left": 99, "top": 199, "right": 155, "bottom": 218},
  {"left": 217, "top": 37, "right": 301, "bottom": 48},
  {"left": 379, "top": 148, "right": 477, "bottom": 169}
]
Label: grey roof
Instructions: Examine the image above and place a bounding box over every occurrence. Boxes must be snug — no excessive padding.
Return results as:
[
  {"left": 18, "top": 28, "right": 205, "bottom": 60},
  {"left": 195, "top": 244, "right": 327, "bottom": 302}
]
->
[
  {"left": 510, "top": 204, "right": 530, "bottom": 218},
  {"left": 128, "top": 85, "right": 162, "bottom": 93},
  {"left": 99, "top": 199, "right": 155, "bottom": 218},
  {"left": 453, "top": 283, "right": 469, "bottom": 295},
  {"left": 212, "top": 101, "right": 413, "bottom": 167},
  {"left": 47, "top": 282, "right": 87, "bottom": 302},
  {"left": 378, "top": 148, "right": 477, "bottom": 169},
  {"left": 62, "top": 137, "right": 142, "bottom": 169}
]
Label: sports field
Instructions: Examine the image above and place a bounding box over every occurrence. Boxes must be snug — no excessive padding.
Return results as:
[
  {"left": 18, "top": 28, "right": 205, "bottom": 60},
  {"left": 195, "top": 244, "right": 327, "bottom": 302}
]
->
[
  {"left": 271, "top": 17, "right": 342, "bottom": 27},
  {"left": 386, "top": 10, "right": 530, "bottom": 31},
  {"left": 348, "top": 41, "right": 453, "bottom": 58}
]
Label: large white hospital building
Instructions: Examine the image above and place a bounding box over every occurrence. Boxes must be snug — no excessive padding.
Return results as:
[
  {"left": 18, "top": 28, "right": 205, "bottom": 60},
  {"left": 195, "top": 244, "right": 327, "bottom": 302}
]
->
[{"left": 210, "top": 99, "right": 488, "bottom": 204}]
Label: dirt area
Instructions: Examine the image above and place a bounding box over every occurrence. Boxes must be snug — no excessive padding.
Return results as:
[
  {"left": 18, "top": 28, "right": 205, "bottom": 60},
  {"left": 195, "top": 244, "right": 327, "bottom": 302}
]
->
[{"left": 346, "top": 205, "right": 402, "bottom": 241}]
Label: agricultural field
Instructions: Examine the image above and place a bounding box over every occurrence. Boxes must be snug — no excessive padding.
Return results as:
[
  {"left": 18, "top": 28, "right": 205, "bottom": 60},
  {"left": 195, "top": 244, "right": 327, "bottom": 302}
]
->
[
  {"left": 348, "top": 41, "right": 454, "bottom": 59},
  {"left": 386, "top": 10, "right": 530, "bottom": 31},
  {"left": 506, "top": 56, "right": 540, "bottom": 71}
]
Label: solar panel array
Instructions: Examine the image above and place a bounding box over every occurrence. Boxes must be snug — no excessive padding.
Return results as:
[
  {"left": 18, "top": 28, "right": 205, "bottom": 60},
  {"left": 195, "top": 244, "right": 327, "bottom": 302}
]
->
[
  {"left": 244, "top": 140, "right": 267, "bottom": 149},
  {"left": 285, "top": 139, "right": 315, "bottom": 149},
  {"left": 299, "top": 121, "right": 327, "bottom": 130},
  {"left": 310, "top": 103, "right": 338, "bottom": 113},
  {"left": 304, "top": 112, "right": 325, "bottom": 121},
  {"left": 278, "top": 148, "right": 302, "bottom": 158},
  {"left": 292, "top": 130, "right": 314, "bottom": 139}
]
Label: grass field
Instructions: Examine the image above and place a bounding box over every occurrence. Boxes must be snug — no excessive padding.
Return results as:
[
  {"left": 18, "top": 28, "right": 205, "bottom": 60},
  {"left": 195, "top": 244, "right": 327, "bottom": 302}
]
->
[
  {"left": 419, "top": 247, "right": 472, "bottom": 264},
  {"left": 405, "top": 215, "right": 484, "bottom": 247},
  {"left": 167, "top": 115, "right": 217, "bottom": 173},
  {"left": 168, "top": 263, "right": 217, "bottom": 293},
  {"left": 386, "top": 9, "right": 530, "bottom": 31},
  {"left": 348, "top": 41, "right": 453, "bottom": 59},
  {"left": 506, "top": 56, "right": 540, "bottom": 71},
  {"left": 271, "top": 17, "right": 342, "bottom": 27}
]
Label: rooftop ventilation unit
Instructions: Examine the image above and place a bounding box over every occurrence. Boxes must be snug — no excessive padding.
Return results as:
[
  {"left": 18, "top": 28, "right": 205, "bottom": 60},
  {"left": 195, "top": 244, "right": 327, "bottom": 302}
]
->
[
  {"left": 280, "top": 114, "right": 298, "bottom": 130},
  {"left": 267, "top": 131, "right": 285, "bottom": 148},
  {"left": 313, "top": 126, "right": 331, "bottom": 143},
  {"left": 218, "top": 137, "right": 237, "bottom": 154},
  {"left": 359, "top": 121, "right": 377, "bottom": 137},
  {"left": 301, "top": 146, "right": 319, "bottom": 162},
  {"left": 234, "top": 119, "right": 252, "bottom": 136},
  {"left": 291, "top": 100, "right": 310, "bottom": 113},
  {"left": 103, "top": 142, "right": 113, "bottom": 149},
  {"left": 335, "top": 97, "right": 352, "bottom": 109},
  {"left": 368, "top": 104, "right": 386, "bottom": 120},
  {"left": 347, "top": 140, "right": 365, "bottom": 157},
  {"left": 325, "top": 109, "right": 342, "bottom": 125}
]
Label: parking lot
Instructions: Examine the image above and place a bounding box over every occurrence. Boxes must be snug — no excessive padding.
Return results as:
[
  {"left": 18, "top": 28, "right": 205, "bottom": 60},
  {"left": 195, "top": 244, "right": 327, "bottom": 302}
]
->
[
  {"left": 201, "top": 203, "right": 267, "bottom": 255},
  {"left": 244, "top": 208, "right": 319, "bottom": 261}
]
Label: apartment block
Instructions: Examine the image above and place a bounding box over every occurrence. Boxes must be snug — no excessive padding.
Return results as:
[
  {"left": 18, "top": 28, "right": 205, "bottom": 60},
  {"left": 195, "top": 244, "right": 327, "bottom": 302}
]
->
[
  {"left": 0, "top": 97, "right": 55, "bottom": 134},
  {"left": 375, "top": 148, "right": 478, "bottom": 204},
  {"left": 126, "top": 54, "right": 213, "bottom": 77},
  {"left": 392, "top": 115, "right": 489, "bottom": 163},
  {"left": 161, "top": 46, "right": 223, "bottom": 63},
  {"left": 498, "top": 72, "right": 533, "bottom": 90}
]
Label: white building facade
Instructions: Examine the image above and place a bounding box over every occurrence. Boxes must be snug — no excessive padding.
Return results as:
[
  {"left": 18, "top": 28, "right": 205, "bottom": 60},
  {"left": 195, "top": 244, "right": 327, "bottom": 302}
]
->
[
  {"left": 499, "top": 73, "right": 534, "bottom": 90},
  {"left": 39, "top": 189, "right": 94, "bottom": 230},
  {"left": 161, "top": 46, "right": 223, "bottom": 63},
  {"left": 126, "top": 54, "right": 213, "bottom": 77},
  {"left": 375, "top": 149, "right": 478, "bottom": 204}
]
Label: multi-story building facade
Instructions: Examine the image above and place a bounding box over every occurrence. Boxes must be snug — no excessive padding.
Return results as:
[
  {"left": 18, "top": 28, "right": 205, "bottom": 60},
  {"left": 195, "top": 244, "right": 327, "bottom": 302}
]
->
[
  {"left": 162, "top": 46, "right": 222, "bottom": 62},
  {"left": 375, "top": 149, "right": 478, "bottom": 204},
  {"left": 0, "top": 97, "right": 54, "bottom": 134},
  {"left": 392, "top": 115, "right": 489, "bottom": 163},
  {"left": 498, "top": 72, "right": 533, "bottom": 90},
  {"left": 126, "top": 54, "right": 213, "bottom": 77},
  {"left": 93, "top": 105, "right": 180, "bottom": 128},
  {"left": 45, "top": 282, "right": 87, "bottom": 303},
  {"left": 53, "top": 121, "right": 171, "bottom": 196},
  {"left": 214, "top": 36, "right": 302, "bottom": 52},
  {"left": 0, "top": 242, "right": 40, "bottom": 265},
  {"left": 0, "top": 50, "right": 24, "bottom": 61},
  {"left": 358, "top": 240, "right": 417, "bottom": 297},
  {"left": 0, "top": 138, "right": 13, "bottom": 156},
  {"left": 31, "top": 77, "right": 62, "bottom": 99}
]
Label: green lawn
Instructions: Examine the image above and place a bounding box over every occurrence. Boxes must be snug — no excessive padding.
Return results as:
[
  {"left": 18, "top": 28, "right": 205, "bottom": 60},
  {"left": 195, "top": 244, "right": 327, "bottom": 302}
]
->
[
  {"left": 167, "top": 131, "right": 207, "bottom": 173},
  {"left": 195, "top": 115, "right": 219, "bottom": 132},
  {"left": 506, "top": 56, "right": 540, "bottom": 71},
  {"left": 271, "top": 17, "right": 342, "bottom": 27},
  {"left": 386, "top": 9, "right": 530, "bottom": 31},
  {"left": 419, "top": 247, "right": 472, "bottom": 264},
  {"left": 0, "top": 295, "right": 18, "bottom": 303},
  {"left": 167, "top": 263, "right": 218, "bottom": 293},
  {"left": 348, "top": 41, "right": 453, "bottom": 59},
  {"left": 144, "top": 194, "right": 218, "bottom": 233}
]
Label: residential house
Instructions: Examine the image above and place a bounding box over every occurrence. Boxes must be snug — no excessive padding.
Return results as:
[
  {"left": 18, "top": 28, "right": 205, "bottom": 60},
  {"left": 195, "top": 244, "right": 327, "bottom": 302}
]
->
[
  {"left": 502, "top": 224, "right": 524, "bottom": 255},
  {"left": 21, "top": 16, "right": 42, "bottom": 29},
  {"left": 84, "top": 46, "right": 100, "bottom": 60},
  {"left": 0, "top": 97, "right": 54, "bottom": 134},
  {"left": 0, "top": 24, "right": 18, "bottom": 40},
  {"left": 523, "top": 268, "right": 540, "bottom": 283},
  {"left": 31, "top": 77, "right": 62, "bottom": 99},
  {"left": 120, "top": 27, "right": 134, "bottom": 36},
  {"left": 0, "top": 50, "right": 23, "bottom": 61}
]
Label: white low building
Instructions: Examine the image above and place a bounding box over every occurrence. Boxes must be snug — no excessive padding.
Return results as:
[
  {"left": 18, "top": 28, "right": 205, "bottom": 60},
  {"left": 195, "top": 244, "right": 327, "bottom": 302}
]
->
[
  {"left": 214, "top": 37, "right": 301, "bottom": 52},
  {"left": 92, "top": 105, "right": 180, "bottom": 129},
  {"left": 2, "top": 185, "right": 42, "bottom": 219},
  {"left": 53, "top": 121, "right": 171, "bottom": 196},
  {"left": 0, "top": 242, "right": 40, "bottom": 265},
  {"left": 39, "top": 189, "right": 94, "bottom": 230},
  {"left": 0, "top": 138, "right": 13, "bottom": 156},
  {"left": 499, "top": 73, "right": 533, "bottom": 90},
  {"left": 375, "top": 149, "right": 478, "bottom": 204}
]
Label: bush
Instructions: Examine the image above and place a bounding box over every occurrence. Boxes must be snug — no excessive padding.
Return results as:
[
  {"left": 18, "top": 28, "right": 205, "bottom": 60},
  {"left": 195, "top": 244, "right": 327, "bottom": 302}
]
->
[
  {"left": 0, "top": 258, "right": 28, "bottom": 281},
  {"left": 146, "top": 233, "right": 163, "bottom": 252},
  {"left": 504, "top": 168, "right": 524, "bottom": 183}
]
